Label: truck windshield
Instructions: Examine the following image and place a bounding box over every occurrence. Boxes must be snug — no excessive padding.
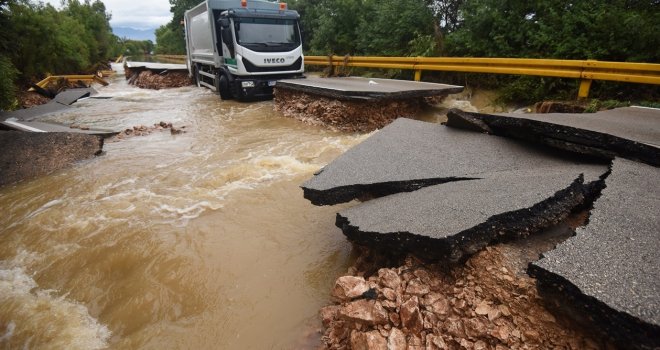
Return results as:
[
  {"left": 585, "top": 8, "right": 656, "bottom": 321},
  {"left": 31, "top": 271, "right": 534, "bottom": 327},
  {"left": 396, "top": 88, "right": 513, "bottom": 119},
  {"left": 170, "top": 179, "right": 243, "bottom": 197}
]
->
[{"left": 234, "top": 18, "right": 300, "bottom": 51}]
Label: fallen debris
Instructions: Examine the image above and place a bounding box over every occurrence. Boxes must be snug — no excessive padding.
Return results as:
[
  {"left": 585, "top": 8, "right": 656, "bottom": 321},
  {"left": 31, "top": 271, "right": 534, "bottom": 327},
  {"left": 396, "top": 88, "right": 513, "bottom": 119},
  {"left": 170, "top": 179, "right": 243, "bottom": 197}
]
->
[
  {"left": 302, "top": 118, "right": 607, "bottom": 206},
  {"left": 530, "top": 158, "right": 660, "bottom": 350},
  {"left": 321, "top": 241, "right": 609, "bottom": 349},
  {"left": 274, "top": 77, "right": 463, "bottom": 132},
  {"left": 446, "top": 107, "right": 660, "bottom": 166},
  {"left": 106, "top": 121, "right": 187, "bottom": 142},
  {"left": 0, "top": 131, "right": 103, "bottom": 187},
  {"left": 17, "top": 91, "right": 51, "bottom": 109},
  {"left": 336, "top": 169, "right": 606, "bottom": 262}
]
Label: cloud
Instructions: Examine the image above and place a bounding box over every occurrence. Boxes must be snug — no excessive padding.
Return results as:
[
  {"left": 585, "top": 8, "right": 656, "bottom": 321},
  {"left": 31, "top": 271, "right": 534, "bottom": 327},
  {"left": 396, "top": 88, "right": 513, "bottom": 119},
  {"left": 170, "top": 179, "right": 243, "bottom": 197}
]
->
[
  {"left": 44, "top": 0, "right": 173, "bottom": 30},
  {"left": 104, "top": 0, "right": 172, "bottom": 29}
]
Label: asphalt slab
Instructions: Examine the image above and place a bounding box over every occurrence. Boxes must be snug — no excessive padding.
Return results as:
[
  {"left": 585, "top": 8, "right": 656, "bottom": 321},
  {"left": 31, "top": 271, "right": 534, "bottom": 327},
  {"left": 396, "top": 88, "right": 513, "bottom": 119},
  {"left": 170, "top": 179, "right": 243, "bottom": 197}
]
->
[
  {"left": 276, "top": 77, "right": 463, "bottom": 101},
  {"left": 446, "top": 107, "right": 660, "bottom": 166},
  {"left": 529, "top": 158, "right": 660, "bottom": 349},
  {"left": 336, "top": 168, "right": 604, "bottom": 262},
  {"left": 303, "top": 118, "right": 607, "bottom": 205}
]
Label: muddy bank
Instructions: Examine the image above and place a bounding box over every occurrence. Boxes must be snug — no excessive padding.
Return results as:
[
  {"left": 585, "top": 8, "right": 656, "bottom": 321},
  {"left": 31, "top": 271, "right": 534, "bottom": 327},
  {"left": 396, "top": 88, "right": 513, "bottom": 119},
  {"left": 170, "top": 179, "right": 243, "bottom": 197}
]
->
[
  {"left": 125, "top": 68, "right": 192, "bottom": 90},
  {"left": 0, "top": 131, "right": 103, "bottom": 187},
  {"left": 320, "top": 216, "right": 611, "bottom": 350},
  {"left": 274, "top": 88, "right": 431, "bottom": 133}
]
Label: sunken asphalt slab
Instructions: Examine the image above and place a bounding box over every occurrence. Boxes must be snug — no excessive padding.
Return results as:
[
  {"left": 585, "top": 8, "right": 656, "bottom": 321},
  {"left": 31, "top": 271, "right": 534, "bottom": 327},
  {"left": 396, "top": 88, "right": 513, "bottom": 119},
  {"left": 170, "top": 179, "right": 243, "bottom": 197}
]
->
[
  {"left": 276, "top": 77, "right": 464, "bottom": 101},
  {"left": 337, "top": 168, "right": 604, "bottom": 262},
  {"left": 529, "top": 158, "right": 660, "bottom": 349},
  {"left": 0, "top": 88, "right": 96, "bottom": 122},
  {"left": 0, "top": 88, "right": 115, "bottom": 136},
  {"left": 446, "top": 107, "right": 660, "bottom": 166},
  {"left": 302, "top": 118, "right": 607, "bottom": 205}
]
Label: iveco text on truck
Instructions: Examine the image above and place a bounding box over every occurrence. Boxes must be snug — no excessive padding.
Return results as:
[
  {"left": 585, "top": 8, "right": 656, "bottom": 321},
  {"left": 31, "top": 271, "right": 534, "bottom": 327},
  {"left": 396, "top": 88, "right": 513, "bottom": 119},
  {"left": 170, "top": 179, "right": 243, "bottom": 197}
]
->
[{"left": 184, "top": 0, "right": 304, "bottom": 100}]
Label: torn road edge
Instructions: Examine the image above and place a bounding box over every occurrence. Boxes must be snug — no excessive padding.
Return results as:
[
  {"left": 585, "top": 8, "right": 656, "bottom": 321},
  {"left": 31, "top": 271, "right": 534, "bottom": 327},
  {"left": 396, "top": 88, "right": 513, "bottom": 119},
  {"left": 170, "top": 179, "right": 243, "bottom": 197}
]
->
[
  {"left": 528, "top": 264, "right": 660, "bottom": 350},
  {"left": 336, "top": 174, "right": 606, "bottom": 263},
  {"left": 445, "top": 109, "right": 659, "bottom": 167},
  {"left": 302, "top": 177, "right": 478, "bottom": 206}
]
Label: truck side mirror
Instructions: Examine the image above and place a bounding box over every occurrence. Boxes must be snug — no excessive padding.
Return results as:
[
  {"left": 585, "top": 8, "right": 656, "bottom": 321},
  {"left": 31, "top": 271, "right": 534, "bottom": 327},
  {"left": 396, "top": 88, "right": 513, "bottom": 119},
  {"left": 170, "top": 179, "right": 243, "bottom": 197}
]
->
[{"left": 219, "top": 18, "right": 230, "bottom": 28}]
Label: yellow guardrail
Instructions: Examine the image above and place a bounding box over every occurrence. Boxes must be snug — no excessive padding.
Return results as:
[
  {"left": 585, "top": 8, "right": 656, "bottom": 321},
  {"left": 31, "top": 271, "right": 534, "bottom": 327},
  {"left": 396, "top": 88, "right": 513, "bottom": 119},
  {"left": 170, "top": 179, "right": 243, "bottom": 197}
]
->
[
  {"left": 28, "top": 75, "right": 109, "bottom": 92},
  {"left": 305, "top": 55, "right": 660, "bottom": 98}
]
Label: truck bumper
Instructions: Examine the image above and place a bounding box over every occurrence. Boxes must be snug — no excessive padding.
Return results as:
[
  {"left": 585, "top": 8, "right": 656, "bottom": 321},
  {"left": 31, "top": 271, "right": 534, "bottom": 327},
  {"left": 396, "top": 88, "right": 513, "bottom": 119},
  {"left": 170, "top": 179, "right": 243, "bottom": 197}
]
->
[{"left": 234, "top": 75, "right": 304, "bottom": 101}]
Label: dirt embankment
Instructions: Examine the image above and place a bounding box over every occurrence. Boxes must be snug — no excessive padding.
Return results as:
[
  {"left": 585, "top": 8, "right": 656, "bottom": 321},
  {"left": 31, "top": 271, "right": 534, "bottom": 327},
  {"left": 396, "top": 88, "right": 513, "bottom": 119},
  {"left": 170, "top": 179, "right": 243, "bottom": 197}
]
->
[
  {"left": 125, "top": 67, "right": 192, "bottom": 90},
  {"left": 0, "top": 131, "right": 103, "bottom": 187},
  {"left": 274, "top": 88, "right": 432, "bottom": 133},
  {"left": 320, "top": 215, "right": 613, "bottom": 350}
]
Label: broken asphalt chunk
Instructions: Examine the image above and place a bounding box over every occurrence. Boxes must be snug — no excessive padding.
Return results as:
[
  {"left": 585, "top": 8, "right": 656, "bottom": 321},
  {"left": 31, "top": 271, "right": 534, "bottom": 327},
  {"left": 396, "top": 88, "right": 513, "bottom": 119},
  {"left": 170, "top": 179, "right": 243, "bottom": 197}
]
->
[
  {"left": 446, "top": 107, "right": 660, "bottom": 166},
  {"left": 529, "top": 158, "right": 660, "bottom": 349},
  {"left": 336, "top": 167, "right": 607, "bottom": 262},
  {"left": 303, "top": 118, "right": 606, "bottom": 206}
]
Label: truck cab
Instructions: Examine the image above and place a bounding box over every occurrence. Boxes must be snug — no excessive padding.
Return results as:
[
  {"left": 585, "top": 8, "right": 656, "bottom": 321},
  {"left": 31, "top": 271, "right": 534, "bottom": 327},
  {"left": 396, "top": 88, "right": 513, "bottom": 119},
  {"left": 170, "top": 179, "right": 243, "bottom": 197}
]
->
[{"left": 185, "top": 0, "right": 304, "bottom": 101}]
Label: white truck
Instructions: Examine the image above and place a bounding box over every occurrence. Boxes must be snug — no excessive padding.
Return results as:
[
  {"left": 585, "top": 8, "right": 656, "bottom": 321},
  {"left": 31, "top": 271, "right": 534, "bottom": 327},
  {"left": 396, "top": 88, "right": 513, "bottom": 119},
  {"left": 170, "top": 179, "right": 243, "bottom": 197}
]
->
[{"left": 184, "top": 0, "right": 304, "bottom": 100}]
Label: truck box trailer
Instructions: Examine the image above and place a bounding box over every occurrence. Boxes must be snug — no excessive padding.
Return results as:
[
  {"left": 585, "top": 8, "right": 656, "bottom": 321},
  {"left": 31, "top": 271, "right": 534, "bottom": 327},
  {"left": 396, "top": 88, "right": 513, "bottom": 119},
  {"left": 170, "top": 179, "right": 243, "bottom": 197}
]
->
[{"left": 184, "top": 0, "right": 304, "bottom": 100}]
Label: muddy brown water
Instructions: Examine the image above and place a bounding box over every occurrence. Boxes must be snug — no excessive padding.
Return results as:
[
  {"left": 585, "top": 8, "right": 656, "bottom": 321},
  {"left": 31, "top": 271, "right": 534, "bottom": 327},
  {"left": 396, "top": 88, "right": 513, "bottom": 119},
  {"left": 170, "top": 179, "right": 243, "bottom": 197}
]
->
[{"left": 0, "top": 65, "right": 486, "bottom": 349}]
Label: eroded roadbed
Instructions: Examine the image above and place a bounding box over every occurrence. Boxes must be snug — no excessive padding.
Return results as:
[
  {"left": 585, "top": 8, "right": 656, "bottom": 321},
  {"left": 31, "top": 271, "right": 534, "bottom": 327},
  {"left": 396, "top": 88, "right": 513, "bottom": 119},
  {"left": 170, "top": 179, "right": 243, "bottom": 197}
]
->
[{"left": 306, "top": 108, "right": 660, "bottom": 348}]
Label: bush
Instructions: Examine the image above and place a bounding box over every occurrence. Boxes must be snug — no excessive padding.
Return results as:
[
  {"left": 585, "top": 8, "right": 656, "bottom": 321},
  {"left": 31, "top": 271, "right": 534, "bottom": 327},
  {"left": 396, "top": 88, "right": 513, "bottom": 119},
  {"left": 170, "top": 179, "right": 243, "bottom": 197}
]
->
[{"left": 0, "top": 55, "right": 17, "bottom": 110}]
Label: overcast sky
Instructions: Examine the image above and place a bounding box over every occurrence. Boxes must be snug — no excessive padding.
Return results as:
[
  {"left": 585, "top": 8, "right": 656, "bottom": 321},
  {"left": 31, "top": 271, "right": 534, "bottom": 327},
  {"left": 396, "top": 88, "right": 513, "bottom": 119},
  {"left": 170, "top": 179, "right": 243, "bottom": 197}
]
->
[{"left": 45, "top": 0, "right": 173, "bottom": 30}]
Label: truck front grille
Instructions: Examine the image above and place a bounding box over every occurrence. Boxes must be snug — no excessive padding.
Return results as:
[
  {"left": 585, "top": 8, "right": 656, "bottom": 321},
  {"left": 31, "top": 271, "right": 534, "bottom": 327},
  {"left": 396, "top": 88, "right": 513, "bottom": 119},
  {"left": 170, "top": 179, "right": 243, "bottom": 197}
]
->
[{"left": 242, "top": 57, "right": 303, "bottom": 73}]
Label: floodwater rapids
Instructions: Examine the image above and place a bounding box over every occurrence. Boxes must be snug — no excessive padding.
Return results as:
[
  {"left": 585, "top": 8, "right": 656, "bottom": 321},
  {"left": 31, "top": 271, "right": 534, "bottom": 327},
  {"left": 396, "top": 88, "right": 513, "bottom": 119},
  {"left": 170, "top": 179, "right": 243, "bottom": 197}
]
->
[{"left": 0, "top": 65, "right": 466, "bottom": 349}]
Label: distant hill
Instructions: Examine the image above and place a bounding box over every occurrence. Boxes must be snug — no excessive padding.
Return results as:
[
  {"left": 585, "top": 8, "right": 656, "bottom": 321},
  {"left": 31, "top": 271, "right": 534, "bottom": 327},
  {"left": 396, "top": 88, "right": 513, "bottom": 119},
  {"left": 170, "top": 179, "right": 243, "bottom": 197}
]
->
[{"left": 112, "top": 27, "right": 156, "bottom": 42}]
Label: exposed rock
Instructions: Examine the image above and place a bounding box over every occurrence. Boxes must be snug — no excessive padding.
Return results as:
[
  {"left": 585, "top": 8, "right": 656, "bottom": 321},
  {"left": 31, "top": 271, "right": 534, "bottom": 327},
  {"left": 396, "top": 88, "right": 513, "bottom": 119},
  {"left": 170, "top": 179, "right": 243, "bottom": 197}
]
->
[
  {"left": 378, "top": 268, "right": 401, "bottom": 290},
  {"left": 332, "top": 276, "right": 370, "bottom": 301},
  {"left": 319, "top": 241, "right": 612, "bottom": 349},
  {"left": 0, "top": 131, "right": 103, "bottom": 187},
  {"left": 400, "top": 296, "right": 424, "bottom": 334},
  {"left": 320, "top": 305, "right": 341, "bottom": 327},
  {"left": 387, "top": 327, "right": 407, "bottom": 349},
  {"left": 339, "top": 299, "right": 389, "bottom": 326},
  {"left": 350, "top": 330, "right": 387, "bottom": 350}
]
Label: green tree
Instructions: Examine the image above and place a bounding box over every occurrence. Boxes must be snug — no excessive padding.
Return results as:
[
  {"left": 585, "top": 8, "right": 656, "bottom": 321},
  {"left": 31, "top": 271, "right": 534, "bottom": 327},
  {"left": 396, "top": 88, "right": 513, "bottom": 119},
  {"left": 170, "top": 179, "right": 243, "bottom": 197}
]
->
[
  {"left": 155, "top": 24, "right": 186, "bottom": 54},
  {"left": 356, "top": 0, "right": 436, "bottom": 56}
]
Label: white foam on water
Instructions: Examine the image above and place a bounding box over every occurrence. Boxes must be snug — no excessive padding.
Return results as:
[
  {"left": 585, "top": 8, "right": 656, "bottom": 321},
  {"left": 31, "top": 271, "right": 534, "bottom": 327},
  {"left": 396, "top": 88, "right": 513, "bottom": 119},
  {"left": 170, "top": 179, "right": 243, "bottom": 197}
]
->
[{"left": 0, "top": 265, "right": 111, "bottom": 350}]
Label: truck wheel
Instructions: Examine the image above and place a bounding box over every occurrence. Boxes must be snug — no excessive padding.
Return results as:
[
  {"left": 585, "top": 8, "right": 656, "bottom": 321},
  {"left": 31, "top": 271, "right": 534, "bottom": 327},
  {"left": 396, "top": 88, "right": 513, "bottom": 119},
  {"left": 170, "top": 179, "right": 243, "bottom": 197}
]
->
[{"left": 218, "top": 74, "right": 232, "bottom": 100}]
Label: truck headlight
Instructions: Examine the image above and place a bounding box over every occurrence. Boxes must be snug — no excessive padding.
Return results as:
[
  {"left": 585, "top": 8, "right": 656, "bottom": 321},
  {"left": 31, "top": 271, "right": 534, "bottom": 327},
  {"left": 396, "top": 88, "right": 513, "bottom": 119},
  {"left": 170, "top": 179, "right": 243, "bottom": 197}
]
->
[{"left": 241, "top": 81, "right": 255, "bottom": 88}]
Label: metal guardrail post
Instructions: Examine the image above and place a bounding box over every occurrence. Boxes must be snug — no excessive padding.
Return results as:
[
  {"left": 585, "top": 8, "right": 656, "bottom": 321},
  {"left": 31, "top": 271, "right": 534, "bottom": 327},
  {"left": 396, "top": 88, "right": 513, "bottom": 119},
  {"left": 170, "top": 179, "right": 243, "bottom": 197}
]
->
[
  {"left": 414, "top": 69, "right": 422, "bottom": 82},
  {"left": 578, "top": 79, "right": 593, "bottom": 99}
]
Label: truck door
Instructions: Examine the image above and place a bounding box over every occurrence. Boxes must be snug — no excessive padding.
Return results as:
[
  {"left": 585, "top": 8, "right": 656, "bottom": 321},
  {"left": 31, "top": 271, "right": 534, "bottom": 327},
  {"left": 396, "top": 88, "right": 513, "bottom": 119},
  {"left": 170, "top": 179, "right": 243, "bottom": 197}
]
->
[{"left": 216, "top": 15, "right": 235, "bottom": 64}]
